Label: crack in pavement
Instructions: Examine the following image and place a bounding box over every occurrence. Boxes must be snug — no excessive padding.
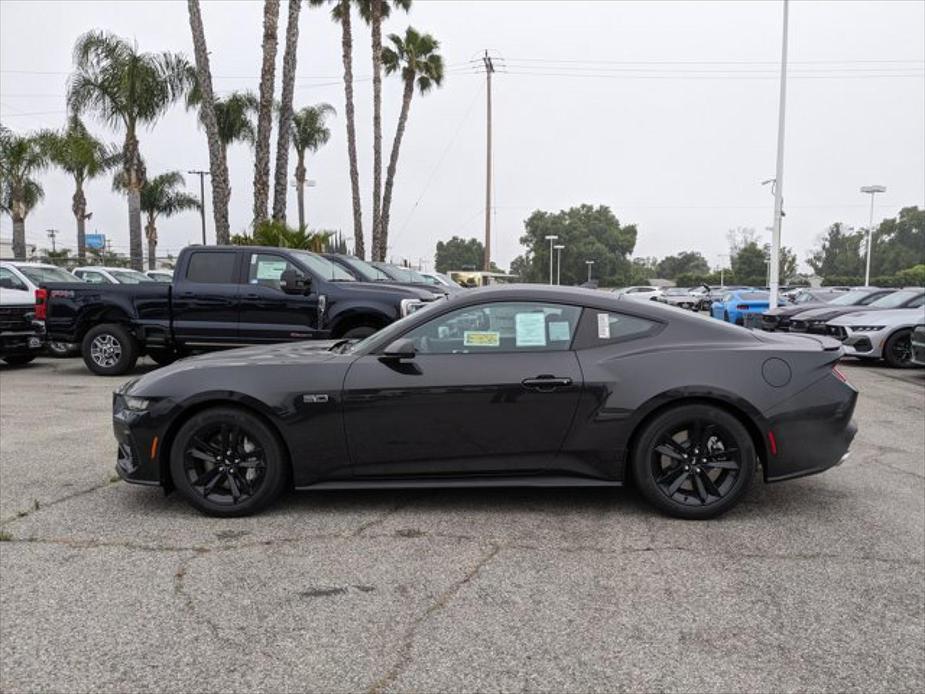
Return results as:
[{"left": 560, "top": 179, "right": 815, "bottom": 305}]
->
[
  {"left": 0, "top": 476, "right": 121, "bottom": 526},
  {"left": 366, "top": 542, "right": 502, "bottom": 694}
]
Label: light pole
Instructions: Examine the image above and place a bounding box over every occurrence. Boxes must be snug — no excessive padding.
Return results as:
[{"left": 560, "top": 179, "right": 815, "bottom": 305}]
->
[
  {"left": 860, "top": 185, "right": 886, "bottom": 286},
  {"left": 554, "top": 244, "right": 565, "bottom": 285},
  {"left": 545, "top": 235, "right": 558, "bottom": 284},
  {"left": 585, "top": 260, "right": 595, "bottom": 283},
  {"left": 768, "top": 0, "right": 790, "bottom": 309},
  {"left": 188, "top": 170, "right": 210, "bottom": 245}
]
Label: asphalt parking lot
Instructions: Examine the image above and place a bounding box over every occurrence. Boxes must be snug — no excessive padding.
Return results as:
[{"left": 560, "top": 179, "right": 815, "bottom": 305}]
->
[{"left": 1, "top": 356, "right": 923, "bottom": 693}]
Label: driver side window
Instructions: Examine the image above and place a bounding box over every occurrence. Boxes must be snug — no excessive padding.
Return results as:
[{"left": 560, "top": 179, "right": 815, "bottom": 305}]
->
[
  {"left": 248, "top": 254, "right": 300, "bottom": 292},
  {"left": 402, "top": 301, "right": 582, "bottom": 354}
]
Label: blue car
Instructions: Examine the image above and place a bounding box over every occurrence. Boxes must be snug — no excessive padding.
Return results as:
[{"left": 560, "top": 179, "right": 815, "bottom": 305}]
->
[{"left": 711, "top": 289, "right": 783, "bottom": 326}]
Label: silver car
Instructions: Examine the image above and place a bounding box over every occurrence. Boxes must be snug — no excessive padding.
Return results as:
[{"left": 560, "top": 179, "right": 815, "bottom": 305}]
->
[{"left": 827, "top": 304, "right": 925, "bottom": 368}]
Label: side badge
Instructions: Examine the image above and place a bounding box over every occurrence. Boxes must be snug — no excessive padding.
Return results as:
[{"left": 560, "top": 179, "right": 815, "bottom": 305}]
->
[{"left": 302, "top": 394, "right": 330, "bottom": 404}]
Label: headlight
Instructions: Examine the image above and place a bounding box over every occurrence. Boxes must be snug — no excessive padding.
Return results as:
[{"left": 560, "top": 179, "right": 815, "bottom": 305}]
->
[
  {"left": 849, "top": 325, "right": 885, "bottom": 332},
  {"left": 123, "top": 396, "right": 151, "bottom": 411}
]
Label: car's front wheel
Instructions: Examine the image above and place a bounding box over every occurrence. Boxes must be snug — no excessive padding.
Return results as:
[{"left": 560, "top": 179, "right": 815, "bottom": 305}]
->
[
  {"left": 169, "top": 407, "right": 289, "bottom": 517},
  {"left": 81, "top": 324, "right": 139, "bottom": 376},
  {"left": 632, "top": 404, "right": 755, "bottom": 519},
  {"left": 883, "top": 328, "right": 914, "bottom": 369}
]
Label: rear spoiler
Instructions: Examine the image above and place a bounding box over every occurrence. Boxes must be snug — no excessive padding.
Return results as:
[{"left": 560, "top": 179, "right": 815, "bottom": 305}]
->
[{"left": 754, "top": 330, "right": 842, "bottom": 351}]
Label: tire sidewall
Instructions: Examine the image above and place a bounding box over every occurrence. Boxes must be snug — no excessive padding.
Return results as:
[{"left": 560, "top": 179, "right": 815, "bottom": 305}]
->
[
  {"left": 883, "top": 329, "right": 913, "bottom": 369},
  {"left": 169, "top": 407, "right": 288, "bottom": 517},
  {"left": 632, "top": 404, "right": 756, "bottom": 520},
  {"left": 81, "top": 324, "right": 138, "bottom": 376}
]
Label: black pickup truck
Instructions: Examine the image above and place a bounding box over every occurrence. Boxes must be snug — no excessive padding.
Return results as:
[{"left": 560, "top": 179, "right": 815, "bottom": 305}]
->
[{"left": 40, "top": 245, "right": 441, "bottom": 375}]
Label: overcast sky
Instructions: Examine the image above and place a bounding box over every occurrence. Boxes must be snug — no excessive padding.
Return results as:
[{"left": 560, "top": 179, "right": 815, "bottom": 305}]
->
[{"left": 2, "top": 0, "right": 923, "bottom": 271}]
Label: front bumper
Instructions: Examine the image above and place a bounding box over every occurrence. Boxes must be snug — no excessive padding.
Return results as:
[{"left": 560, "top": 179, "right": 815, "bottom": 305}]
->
[
  {"left": 112, "top": 393, "right": 169, "bottom": 487},
  {"left": 0, "top": 331, "right": 44, "bottom": 358}
]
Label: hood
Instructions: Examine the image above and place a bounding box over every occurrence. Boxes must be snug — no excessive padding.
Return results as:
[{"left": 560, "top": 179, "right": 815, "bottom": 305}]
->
[
  {"left": 333, "top": 280, "right": 434, "bottom": 301},
  {"left": 828, "top": 307, "right": 925, "bottom": 327},
  {"left": 127, "top": 340, "right": 346, "bottom": 394},
  {"left": 764, "top": 301, "right": 827, "bottom": 317},
  {"left": 791, "top": 305, "right": 877, "bottom": 321},
  {"left": 0, "top": 287, "right": 34, "bottom": 306}
]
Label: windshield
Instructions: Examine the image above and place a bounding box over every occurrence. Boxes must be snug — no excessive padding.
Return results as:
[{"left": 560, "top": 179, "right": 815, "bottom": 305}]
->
[
  {"left": 376, "top": 264, "right": 427, "bottom": 283},
  {"left": 829, "top": 290, "right": 876, "bottom": 306},
  {"left": 340, "top": 256, "right": 390, "bottom": 281},
  {"left": 15, "top": 265, "right": 78, "bottom": 284},
  {"left": 289, "top": 251, "right": 355, "bottom": 281},
  {"left": 870, "top": 290, "right": 920, "bottom": 308},
  {"left": 109, "top": 269, "right": 154, "bottom": 284}
]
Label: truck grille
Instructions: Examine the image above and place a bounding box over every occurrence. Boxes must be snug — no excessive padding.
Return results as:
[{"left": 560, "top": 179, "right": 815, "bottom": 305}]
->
[{"left": 0, "top": 306, "right": 34, "bottom": 332}]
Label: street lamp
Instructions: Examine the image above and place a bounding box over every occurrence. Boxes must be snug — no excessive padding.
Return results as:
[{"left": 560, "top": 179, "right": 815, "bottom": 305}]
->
[
  {"left": 860, "top": 185, "right": 886, "bottom": 286},
  {"left": 554, "top": 244, "right": 565, "bottom": 285},
  {"left": 585, "top": 260, "right": 595, "bottom": 283},
  {"left": 544, "top": 235, "right": 558, "bottom": 284}
]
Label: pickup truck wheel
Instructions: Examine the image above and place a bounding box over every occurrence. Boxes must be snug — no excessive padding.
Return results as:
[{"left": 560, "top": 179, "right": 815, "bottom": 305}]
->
[
  {"left": 341, "top": 325, "right": 378, "bottom": 339},
  {"left": 3, "top": 354, "right": 36, "bottom": 366},
  {"left": 82, "top": 324, "right": 139, "bottom": 376}
]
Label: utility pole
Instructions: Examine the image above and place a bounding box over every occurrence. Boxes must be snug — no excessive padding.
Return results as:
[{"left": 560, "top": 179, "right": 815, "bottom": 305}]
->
[
  {"left": 586, "top": 260, "right": 595, "bottom": 283},
  {"left": 545, "top": 235, "right": 558, "bottom": 284},
  {"left": 482, "top": 50, "right": 495, "bottom": 273},
  {"left": 554, "top": 244, "right": 565, "bottom": 285},
  {"left": 861, "top": 185, "right": 886, "bottom": 286},
  {"left": 188, "top": 170, "right": 210, "bottom": 245},
  {"left": 46, "top": 228, "right": 58, "bottom": 253},
  {"left": 768, "top": 0, "right": 789, "bottom": 309}
]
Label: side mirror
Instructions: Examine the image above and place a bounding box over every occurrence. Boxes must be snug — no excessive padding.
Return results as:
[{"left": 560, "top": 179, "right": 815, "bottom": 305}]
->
[
  {"left": 280, "top": 268, "right": 308, "bottom": 295},
  {"left": 381, "top": 338, "right": 416, "bottom": 361}
]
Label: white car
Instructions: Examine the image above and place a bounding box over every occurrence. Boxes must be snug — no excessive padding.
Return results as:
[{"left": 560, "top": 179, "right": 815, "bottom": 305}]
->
[
  {"left": 0, "top": 261, "right": 81, "bottom": 358},
  {"left": 828, "top": 305, "right": 925, "bottom": 369},
  {"left": 72, "top": 266, "right": 155, "bottom": 284},
  {"left": 657, "top": 287, "right": 699, "bottom": 310},
  {"left": 612, "top": 286, "right": 663, "bottom": 301},
  {"left": 145, "top": 270, "right": 174, "bottom": 283}
]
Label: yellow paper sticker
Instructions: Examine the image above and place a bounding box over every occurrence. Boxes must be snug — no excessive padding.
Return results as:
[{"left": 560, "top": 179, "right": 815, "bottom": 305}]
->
[{"left": 463, "top": 330, "right": 500, "bottom": 347}]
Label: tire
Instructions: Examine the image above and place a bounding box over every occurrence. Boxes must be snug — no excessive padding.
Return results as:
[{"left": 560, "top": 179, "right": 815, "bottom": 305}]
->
[
  {"left": 46, "top": 341, "right": 77, "bottom": 358},
  {"left": 341, "top": 325, "right": 378, "bottom": 339},
  {"left": 882, "top": 329, "right": 915, "bottom": 369},
  {"left": 148, "top": 349, "right": 177, "bottom": 367},
  {"left": 631, "top": 404, "right": 756, "bottom": 520},
  {"left": 81, "top": 324, "right": 139, "bottom": 376},
  {"left": 169, "top": 407, "right": 289, "bottom": 517},
  {"left": 3, "top": 354, "right": 36, "bottom": 366},
  {"left": 723, "top": 311, "right": 730, "bottom": 323}
]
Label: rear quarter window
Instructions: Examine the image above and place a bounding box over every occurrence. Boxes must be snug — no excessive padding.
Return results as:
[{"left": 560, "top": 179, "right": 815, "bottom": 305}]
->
[
  {"left": 185, "top": 252, "right": 237, "bottom": 284},
  {"left": 573, "top": 309, "right": 662, "bottom": 349}
]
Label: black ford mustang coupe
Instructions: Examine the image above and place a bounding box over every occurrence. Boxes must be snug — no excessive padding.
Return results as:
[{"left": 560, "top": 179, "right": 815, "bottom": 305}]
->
[{"left": 113, "top": 286, "right": 858, "bottom": 519}]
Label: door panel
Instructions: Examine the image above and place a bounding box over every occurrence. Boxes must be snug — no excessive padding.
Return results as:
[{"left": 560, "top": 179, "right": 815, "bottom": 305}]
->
[
  {"left": 342, "top": 351, "right": 583, "bottom": 478},
  {"left": 171, "top": 250, "right": 240, "bottom": 344},
  {"left": 237, "top": 252, "right": 321, "bottom": 342}
]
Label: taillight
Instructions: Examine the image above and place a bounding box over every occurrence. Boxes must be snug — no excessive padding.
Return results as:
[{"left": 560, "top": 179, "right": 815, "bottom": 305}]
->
[
  {"left": 34, "top": 288, "right": 47, "bottom": 320},
  {"left": 736, "top": 304, "right": 750, "bottom": 310},
  {"left": 832, "top": 365, "right": 848, "bottom": 383},
  {"left": 767, "top": 431, "right": 778, "bottom": 456}
]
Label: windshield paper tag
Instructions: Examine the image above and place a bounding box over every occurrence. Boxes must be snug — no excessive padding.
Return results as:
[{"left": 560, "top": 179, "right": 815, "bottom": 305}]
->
[
  {"left": 515, "top": 312, "right": 547, "bottom": 346},
  {"left": 597, "top": 313, "right": 610, "bottom": 339},
  {"left": 464, "top": 331, "right": 500, "bottom": 347}
]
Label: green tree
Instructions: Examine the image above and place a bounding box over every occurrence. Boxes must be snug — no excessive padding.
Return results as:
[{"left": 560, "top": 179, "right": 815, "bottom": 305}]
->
[
  {"left": 517, "top": 204, "right": 637, "bottom": 286},
  {"left": 290, "top": 103, "right": 336, "bottom": 229},
  {"left": 232, "top": 220, "right": 332, "bottom": 250},
  {"left": 378, "top": 27, "right": 444, "bottom": 260},
  {"left": 655, "top": 251, "right": 710, "bottom": 279},
  {"left": 128, "top": 172, "right": 201, "bottom": 269},
  {"left": 0, "top": 125, "right": 47, "bottom": 259},
  {"left": 730, "top": 241, "right": 766, "bottom": 285},
  {"left": 68, "top": 30, "right": 192, "bottom": 270},
  {"left": 40, "top": 115, "right": 120, "bottom": 260},
  {"left": 434, "top": 236, "right": 484, "bottom": 272},
  {"left": 870, "top": 206, "right": 925, "bottom": 276},
  {"left": 807, "top": 223, "right": 864, "bottom": 278}
]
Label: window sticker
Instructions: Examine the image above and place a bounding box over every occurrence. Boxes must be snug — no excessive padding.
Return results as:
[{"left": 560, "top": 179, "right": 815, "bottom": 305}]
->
[
  {"left": 256, "top": 260, "right": 288, "bottom": 280},
  {"left": 548, "top": 320, "right": 571, "bottom": 342},
  {"left": 464, "top": 330, "right": 500, "bottom": 347},
  {"left": 597, "top": 313, "right": 611, "bottom": 339},
  {"left": 515, "top": 312, "right": 547, "bottom": 346}
]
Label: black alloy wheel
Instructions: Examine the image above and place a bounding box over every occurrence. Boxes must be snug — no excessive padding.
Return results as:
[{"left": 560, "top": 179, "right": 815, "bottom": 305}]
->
[
  {"left": 883, "top": 329, "right": 914, "bottom": 369},
  {"left": 170, "top": 407, "right": 288, "bottom": 516},
  {"left": 632, "top": 404, "right": 755, "bottom": 519}
]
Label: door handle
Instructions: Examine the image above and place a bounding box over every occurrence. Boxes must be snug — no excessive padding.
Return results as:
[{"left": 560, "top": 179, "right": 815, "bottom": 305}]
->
[{"left": 521, "top": 375, "right": 572, "bottom": 391}]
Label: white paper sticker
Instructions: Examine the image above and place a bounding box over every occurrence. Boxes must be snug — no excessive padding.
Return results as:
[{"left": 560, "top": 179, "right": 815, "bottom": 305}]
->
[
  {"left": 515, "top": 312, "right": 547, "bottom": 346},
  {"left": 256, "top": 260, "right": 288, "bottom": 280},
  {"left": 464, "top": 330, "right": 500, "bottom": 347},
  {"left": 597, "top": 313, "right": 611, "bottom": 339},
  {"left": 548, "top": 320, "right": 571, "bottom": 342}
]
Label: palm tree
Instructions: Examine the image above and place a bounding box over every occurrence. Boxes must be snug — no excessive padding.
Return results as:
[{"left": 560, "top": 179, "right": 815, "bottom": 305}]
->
[
  {"left": 0, "top": 125, "right": 47, "bottom": 259},
  {"left": 379, "top": 27, "right": 444, "bottom": 260},
  {"left": 272, "top": 0, "right": 303, "bottom": 223},
  {"left": 67, "top": 30, "right": 192, "bottom": 270},
  {"left": 41, "top": 115, "right": 120, "bottom": 260},
  {"left": 309, "top": 0, "right": 364, "bottom": 258},
  {"left": 188, "top": 88, "right": 258, "bottom": 155},
  {"left": 138, "top": 172, "right": 201, "bottom": 270},
  {"left": 290, "top": 103, "right": 335, "bottom": 229},
  {"left": 187, "top": 0, "right": 231, "bottom": 244},
  {"left": 253, "top": 0, "right": 280, "bottom": 227},
  {"left": 358, "top": 0, "right": 411, "bottom": 263}
]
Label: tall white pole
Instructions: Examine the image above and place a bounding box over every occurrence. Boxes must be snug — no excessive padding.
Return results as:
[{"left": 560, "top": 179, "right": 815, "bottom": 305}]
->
[
  {"left": 769, "top": 0, "right": 789, "bottom": 309},
  {"left": 546, "top": 235, "right": 557, "bottom": 285}
]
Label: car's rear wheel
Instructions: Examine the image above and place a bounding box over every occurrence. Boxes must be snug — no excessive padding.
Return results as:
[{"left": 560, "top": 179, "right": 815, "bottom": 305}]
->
[
  {"left": 81, "top": 324, "right": 139, "bottom": 376},
  {"left": 169, "top": 407, "right": 288, "bottom": 517},
  {"left": 632, "top": 404, "right": 755, "bottom": 519},
  {"left": 882, "top": 329, "right": 914, "bottom": 369},
  {"left": 3, "top": 354, "right": 36, "bottom": 366}
]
